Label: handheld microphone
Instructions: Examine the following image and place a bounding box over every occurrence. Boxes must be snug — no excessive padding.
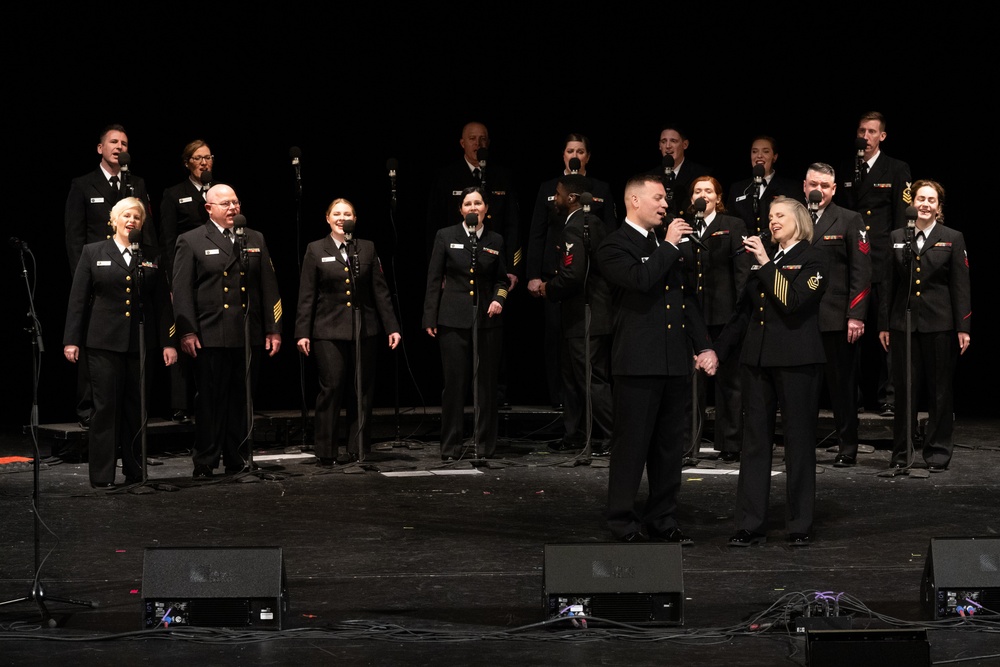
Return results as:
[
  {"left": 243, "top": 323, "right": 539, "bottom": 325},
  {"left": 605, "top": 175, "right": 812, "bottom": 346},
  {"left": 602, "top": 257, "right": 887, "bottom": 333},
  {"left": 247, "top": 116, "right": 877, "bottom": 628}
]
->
[
  {"left": 568, "top": 157, "right": 581, "bottom": 174},
  {"left": 732, "top": 228, "right": 771, "bottom": 257},
  {"left": 343, "top": 218, "right": 356, "bottom": 242}
]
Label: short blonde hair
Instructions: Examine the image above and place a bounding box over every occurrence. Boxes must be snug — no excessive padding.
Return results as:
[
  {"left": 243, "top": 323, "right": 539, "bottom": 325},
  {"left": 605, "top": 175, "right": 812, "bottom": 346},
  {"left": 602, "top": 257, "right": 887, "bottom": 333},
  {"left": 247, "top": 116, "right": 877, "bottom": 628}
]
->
[
  {"left": 109, "top": 197, "right": 146, "bottom": 230},
  {"left": 769, "top": 196, "right": 812, "bottom": 243}
]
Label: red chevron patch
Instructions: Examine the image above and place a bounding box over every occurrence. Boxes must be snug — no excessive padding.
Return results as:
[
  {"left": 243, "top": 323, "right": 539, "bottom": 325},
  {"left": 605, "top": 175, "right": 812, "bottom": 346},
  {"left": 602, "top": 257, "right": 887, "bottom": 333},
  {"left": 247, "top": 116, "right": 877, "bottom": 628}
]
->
[
  {"left": 858, "top": 240, "right": 870, "bottom": 255},
  {"left": 563, "top": 253, "right": 574, "bottom": 267}
]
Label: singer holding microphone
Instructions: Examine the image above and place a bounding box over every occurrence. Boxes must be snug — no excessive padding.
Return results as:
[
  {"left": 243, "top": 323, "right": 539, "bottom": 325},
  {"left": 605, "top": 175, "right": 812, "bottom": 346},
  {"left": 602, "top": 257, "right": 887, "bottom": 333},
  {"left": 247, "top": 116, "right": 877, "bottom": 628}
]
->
[
  {"left": 879, "top": 181, "right": 970, "bottom": 472},
  {"left": 295, "top": 199, "right": 401, "bottom": 465},
  {"left": 684, "top": 177, "right": 752, "bottom": 462},
  {"left": 715, "top": 196, "right": 828, "bottom": 546},
  {"left": 63, "top": 197, "right": 177, "bottom": 488},
  {"left": 423, "top": 187, "right": 509, "bottom": 461}
]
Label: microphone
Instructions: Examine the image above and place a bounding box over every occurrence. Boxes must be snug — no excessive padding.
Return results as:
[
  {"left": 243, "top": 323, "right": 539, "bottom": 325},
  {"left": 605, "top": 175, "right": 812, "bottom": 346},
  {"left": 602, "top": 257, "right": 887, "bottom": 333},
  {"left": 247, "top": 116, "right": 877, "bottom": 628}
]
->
[
  {"left": 855, "top": 137, "right": 868, "bottom": 157},
  {"left": 290, "top": 146, "right": 302, "bottom": 168},
  {"left": 386, "top": 157, "right": 398, "bottom": 190},
  {"left": 342, "top": 218, "right": 356, "bottom": 242},
  {"left": 200, "top": 170, "right": 213, "bottom": 187},
  {"left": 476, "top": 147, "right": 488, "bottom": 170},
  {"left": 808, "top": 189, "right": 822, "bottom": 213},
  {"left": 732, "top": 228, "right": 771, "bottom": 257},
  {"left": 752, "top": 163, "right": 765, "bottom": 185},
  {"left": 118, "top": 151, "right": 131, "bottom": 173},
  {"left": 464, "top": 212, "right": 479, "bottom": 233},
  {"left": 128, "top": 228, "right": 141, "bottom": 252},
  {"left": 687, "top": 198, "right": 708, "bottom": 250},
  {"left": 661, "top": 154, "right": 675, "bottom": 178},
  {"left": 580, "top": 192, "right": 593, "bottom": 214},
  {"left": 232, "top": 214, "right": 247, "bottom": 238},
  {"left": 568, "top": 157, "right": 581, "bottom": 174}
]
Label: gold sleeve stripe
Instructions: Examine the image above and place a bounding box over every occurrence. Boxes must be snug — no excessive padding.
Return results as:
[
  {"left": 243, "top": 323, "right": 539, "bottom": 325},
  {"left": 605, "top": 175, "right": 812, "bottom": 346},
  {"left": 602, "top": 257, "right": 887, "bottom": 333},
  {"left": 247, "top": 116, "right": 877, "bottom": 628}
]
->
[
  {"left": 513, "top": 247, "right": 523, "bottom": 266},
  {"left": 773, "top": 272, "right": 789, "bottom": 306},
  {"left": 273, "top": 300, "right": 283, "bottom": 323},
  {"left": 168, "top": 323, "right": 176, "bottom": 337},
  {"left": 497, "top": 288, "right": 509, "bottom": 299}
]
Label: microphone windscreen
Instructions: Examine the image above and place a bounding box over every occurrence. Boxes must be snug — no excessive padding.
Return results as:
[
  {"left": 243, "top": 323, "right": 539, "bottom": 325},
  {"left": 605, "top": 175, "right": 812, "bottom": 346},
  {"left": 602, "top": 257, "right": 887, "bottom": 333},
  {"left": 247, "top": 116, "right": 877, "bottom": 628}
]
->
[
  {"left": 568, "top": 157, "right": 582, "bottom": 172},
  {"left": 752, "top": 164, "right": 766, "bottom": 179},
  {"left": 200, "top": 170, "right": 213, "bottom": 186},
  {"left": 855, "top": 137, "right": 868, "bottom": 152},
  {"left": 289, "top": 146, "right": 302, "bottom": 160},
  {"left": 386, "top": 157, "right": 398, "bottom": 171},
  {"left": 906, "top": 205, "right": 918, "bottom": 221},
  {"left": 476, "top": 147, "right": 489, "bottom": 163},
  {"left": 464, "top": 213, "right": 479, "bottom": 229},
  {"left": 118, "top": 151, "right": 131, "bottom": 167},
  {"left": 661, "top": 154, "right": 675, "bottom": 169},
  {"left": 808, "top": 190, "right": 823, "bottom": 204},
  {"left": 694, "top": 197, "right": 707, "bottom": 213},
  {"left": 580, "top": 192, "right": 594, "bottom": 206},
  {"left": 232, "top": 214, "right": 247, "bottom": 230},
  {"left": 343, "top": 219, "right": 356, "bottom": 235},
  {"left": 128, "top": 229, "right": 142, "bottom": 245}
]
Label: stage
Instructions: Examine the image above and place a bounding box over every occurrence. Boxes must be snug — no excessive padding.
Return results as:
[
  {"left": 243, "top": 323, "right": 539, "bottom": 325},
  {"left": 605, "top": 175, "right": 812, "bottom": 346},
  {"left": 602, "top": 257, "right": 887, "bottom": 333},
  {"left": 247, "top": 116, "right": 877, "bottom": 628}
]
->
[{"left": 1, "top": 409, "right": 998, "bottom": 666}]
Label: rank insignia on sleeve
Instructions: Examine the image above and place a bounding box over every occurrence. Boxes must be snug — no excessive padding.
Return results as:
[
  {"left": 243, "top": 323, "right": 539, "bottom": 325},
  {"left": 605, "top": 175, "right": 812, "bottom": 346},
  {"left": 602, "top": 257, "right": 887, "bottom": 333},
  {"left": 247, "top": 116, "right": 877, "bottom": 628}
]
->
[
  {"left": 965, "top": 250, "right": 969, "bottom": 268},
  {"left": 565, "top": 242, "right": 574, "bottom": 252},
  {"left": 807, "top": 272, "right": 823, "bottom": 291},
  {"left": 562, "top": 253, "right": 574, "bottom": 267},
  {"left": 903, "top": 183, "right": 912, "bottom": 204},
  {"left": 858, "top": 230, "right": 870, "bottom": 255}
]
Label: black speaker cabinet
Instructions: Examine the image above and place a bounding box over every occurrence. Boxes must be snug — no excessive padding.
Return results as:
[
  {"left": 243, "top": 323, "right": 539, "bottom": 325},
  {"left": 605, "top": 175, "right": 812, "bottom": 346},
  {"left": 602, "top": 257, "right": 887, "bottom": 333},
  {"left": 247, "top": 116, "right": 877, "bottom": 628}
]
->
[
  {"left": 921, "top": 536, "right": 1000, "bottom": 620},
  {"left": 543, "top": 543, "right": 683, "bottom": 625},
  {"left": 806, "top": 629, "right": 930, "bottom": 667},
  {"left": 142, "top": 547, "right": 287, "bottom": 630}
]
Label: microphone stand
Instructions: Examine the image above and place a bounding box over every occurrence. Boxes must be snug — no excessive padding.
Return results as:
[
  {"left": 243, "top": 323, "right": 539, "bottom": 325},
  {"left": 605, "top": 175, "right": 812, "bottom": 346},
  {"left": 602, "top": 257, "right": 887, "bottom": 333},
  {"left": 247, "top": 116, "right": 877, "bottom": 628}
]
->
[
  {"left": 0, "top": 242, "right": 94, "bottom": 623},
  {"left": 291, "top": 150, "right": 309, "bottom": 454},
  {"left": 579, "top": 203, "right": 594, "bottom": 464},
  {"left": 345, "top": 230, "right": 369, "bottom": 466},
  {"left": 468, "top": 222, "right": 481, "bottom": 461}
]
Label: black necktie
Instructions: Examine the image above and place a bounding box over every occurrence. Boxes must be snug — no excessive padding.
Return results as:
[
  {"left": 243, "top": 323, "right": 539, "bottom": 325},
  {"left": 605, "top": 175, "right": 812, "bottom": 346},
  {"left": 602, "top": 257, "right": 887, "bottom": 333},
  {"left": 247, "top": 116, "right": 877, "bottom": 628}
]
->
[
  {"left": 646, "top": 230, "right": 657, "bottom": 252},
  {"left": 810, "top": 210, "right": 818, "bottom": 224},
  {"left": 773, "top": 249, "right": 785, "bottom": 264},
  {"left": 200, "top": 185, "right": 209, "bottom": 201},
  {"left": 223, "top": 229, "right": 233, "bottom": 244},
  {"left": 696, "top": 219, "right": 706, "bottom": 237},
  {"left": 122, "top": 247, "right": 131, "bottom": 266},
  {"left": 472, "top": 168, "right": 481, "bottom": 184},
  {"left": 109, "top": 176, "right": 120, "bottom": 202}
]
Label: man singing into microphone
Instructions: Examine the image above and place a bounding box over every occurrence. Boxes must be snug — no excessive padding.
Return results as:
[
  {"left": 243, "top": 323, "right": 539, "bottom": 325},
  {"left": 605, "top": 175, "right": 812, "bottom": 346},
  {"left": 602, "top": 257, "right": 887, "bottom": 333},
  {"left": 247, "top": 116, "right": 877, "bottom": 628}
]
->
[
  {"left": 804, "top": 163, "right": 872, "bottom": 467},
  {"left": 171, "top": 184, "right": 282, "bottom": 478}
]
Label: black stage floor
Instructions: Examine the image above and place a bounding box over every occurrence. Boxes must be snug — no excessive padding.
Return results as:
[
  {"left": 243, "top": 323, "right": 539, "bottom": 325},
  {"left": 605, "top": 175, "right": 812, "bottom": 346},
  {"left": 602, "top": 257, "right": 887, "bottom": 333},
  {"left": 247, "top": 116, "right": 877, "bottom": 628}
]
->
[{"left": 1, "top": 409, "right": 998, "bottom": 666}]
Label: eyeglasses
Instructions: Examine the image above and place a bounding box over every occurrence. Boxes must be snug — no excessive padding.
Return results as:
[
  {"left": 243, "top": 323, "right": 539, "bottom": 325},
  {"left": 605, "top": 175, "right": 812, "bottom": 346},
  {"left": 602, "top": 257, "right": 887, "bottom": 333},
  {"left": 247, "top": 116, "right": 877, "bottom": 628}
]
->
[
  {"left": 209, "top": 200, "right": 240, "bottom": 209},
  {"left": 189, "top": 155, "right": 214, "bottom": 162}
]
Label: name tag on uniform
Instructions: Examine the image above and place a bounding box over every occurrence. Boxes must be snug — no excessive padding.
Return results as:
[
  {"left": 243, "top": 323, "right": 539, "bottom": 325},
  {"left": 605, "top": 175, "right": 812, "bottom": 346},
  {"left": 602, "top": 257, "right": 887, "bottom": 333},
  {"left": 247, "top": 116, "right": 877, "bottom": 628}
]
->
[
  {"left": 96, "top": 260, "right": 111, "bottom": 266},
  {"left": 205, "top": 249, "right": 220, "bottom": 255},
  {"left": 894, "top": 243, "right": 905, "bottom": 248},
  {"left": 842, "top": 181, "right": 853, "bottom": 189},
  {"left": 679, "top": 237, "right": 692, "bottom": 244},
  {"left": 90, "top": 197, "right": 105, "bottom": 203},
  {"left": 178, "top": 196, "right": 194, "bottom": 203},
  {"left": 735, "top": 194, "right": 748, "bottom": 202},
  {"left": 451, "top": 190, "right": 463, "bottom": 196},
  {"left": 642, "top": 256, "right": 651, "bottom": 263},
  {"left": 547, "top": 195, "right": 555, "bottom": 202},
  {"left": 322, "top": 256, "right": 337, "bottom": 262},
  {"left": 450, "top": 243, "right": 464, "bottom": 249}
]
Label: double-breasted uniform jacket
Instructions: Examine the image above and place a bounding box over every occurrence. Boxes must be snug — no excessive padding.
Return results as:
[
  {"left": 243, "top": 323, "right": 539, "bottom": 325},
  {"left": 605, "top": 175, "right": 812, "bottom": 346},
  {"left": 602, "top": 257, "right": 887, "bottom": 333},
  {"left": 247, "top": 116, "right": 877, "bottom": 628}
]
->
[
  {"left": 527, "top": 175, "right": 617, "bottom": 283},
  {"left": 65, "top": 168, "right": 155, "bottom": 273},
  {"left": 63, "top": 239, "right": 174, "bottom": 352},
  {"left": 295, "top": 236, "right": 399, "bottom": 341},
  {"left": 426, "top": 160, "right": 521, "bottom": 277},
  {"left": 879, "top": 224, "right": 971, "bottom": 335},
  {"left": 682, "top": 212, "right": 752, "bottom": 327},
  {"left": 812, "top": 202, "right": 872, "bottom": 331},
  {"left": 727, "top": 173, "right": 804, "bottom": 235},
  {"left": 597, "top": 223, "right": 711, "bottom": 377},
  {"left": 159, "top": 178, "right": 211, "bottom": 284},
  {"left": 544, "top": 210, "right": 611, "bottom": 338},
  {"left": 718, "top": 242, "right": 829, "bottom": 367},
  {"left": 837, "top": 152, "right": 911, "bottom": 283},
  {"left": 422, "top": 224, "right": 509, "bottom": 331},
  {"left": 172, "top": 222, "right": 282, "bottom": 347}
]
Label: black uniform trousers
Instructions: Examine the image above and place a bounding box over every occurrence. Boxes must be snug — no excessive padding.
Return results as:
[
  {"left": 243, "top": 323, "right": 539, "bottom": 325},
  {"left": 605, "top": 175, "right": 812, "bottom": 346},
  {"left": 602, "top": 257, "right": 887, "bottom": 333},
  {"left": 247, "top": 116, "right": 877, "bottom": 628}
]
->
[
  {"left": 701, "top": 323, "right": 743, "bottom": 454},
  {"left": 821, "top": 331, "right": 861, "bottom": 458},
  {"left": 193, "top": 347, "right": 259, "bottom": 470},
  {"left": 738, "top": 364, "right": 822, "bottom": 536},
  {"left": 438, "top": 325, "right": 503, "bottom": 459},
  {"left": 312, "top": 337, "right": 378, "bottom": 458},
  {"left": 607, "top": 374, "right": 688, "bottom": 538},
  {"left": 87, "top": 349, "right": 142, "bottom": 485},
  {"left": 560, "top": 333, "right": 613, "bottom": 448},
  {"left": 890, "top": 329, "right": 957, "bottom": 467}
]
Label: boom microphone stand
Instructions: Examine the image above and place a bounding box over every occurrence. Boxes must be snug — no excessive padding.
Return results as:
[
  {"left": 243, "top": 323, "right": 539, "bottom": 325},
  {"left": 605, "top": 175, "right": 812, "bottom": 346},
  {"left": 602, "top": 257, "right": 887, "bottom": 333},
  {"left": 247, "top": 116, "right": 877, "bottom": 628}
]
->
[{"left": 0, "top": 239, "right": 94, "bottom": 623}]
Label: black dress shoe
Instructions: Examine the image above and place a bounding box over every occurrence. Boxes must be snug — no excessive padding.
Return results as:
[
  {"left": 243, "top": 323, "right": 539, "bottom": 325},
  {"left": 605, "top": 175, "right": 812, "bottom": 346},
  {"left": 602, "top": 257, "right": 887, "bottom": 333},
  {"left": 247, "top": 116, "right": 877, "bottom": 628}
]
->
[
  {"left": 788, "top": 533, "right": 812, "bottom": 546},
  {"left": 718, "top": 451, "right": 740, "bottom": 463},
  {"left": 928, "top": 464, "right": 948, "bottom": 472},
  {"left": 617, "top": 532, "right": 646, "bottom": 543},
  {"left": 649, "top": 527, "right": 693, "bottom": 545},
  {"left": 833, "top": 454, "right": 856, "bottom": 468},
  {"left": 90, "top": 482, "right": 115, "bottom": 489},
  {"left": 192, "top": 464, "right": 214, "bottom": 479},
  {"left": 729, "top": 530, "right": 766, "bottom": 547},
  {"left": 879, "top": 403, "right": 895, "bottom": 417}
]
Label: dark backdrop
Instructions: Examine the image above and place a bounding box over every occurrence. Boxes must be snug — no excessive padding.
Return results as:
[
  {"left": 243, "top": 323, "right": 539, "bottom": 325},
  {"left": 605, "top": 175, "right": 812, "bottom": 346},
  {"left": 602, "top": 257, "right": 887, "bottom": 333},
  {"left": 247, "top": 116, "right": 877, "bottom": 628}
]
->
[{"left": 3, "top": 8, "right": 992, "bottom": 428}]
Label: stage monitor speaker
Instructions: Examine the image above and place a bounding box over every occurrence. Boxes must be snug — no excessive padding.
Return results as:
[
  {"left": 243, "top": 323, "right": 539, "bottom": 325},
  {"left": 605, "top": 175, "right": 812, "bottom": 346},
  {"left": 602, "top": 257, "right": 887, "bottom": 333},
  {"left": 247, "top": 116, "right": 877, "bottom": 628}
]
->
[
  {"left": 806, "top": 629, "right": 930, "bottom": 667},
  {"left": 142, "top": 547, "right": 287, "bottom": 630},
  {"left": 543, "top": 543, "right": 683, "bottom": 626},
  {"left": 920, "top": 536, "right": 1000, "bottom": 620}
]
